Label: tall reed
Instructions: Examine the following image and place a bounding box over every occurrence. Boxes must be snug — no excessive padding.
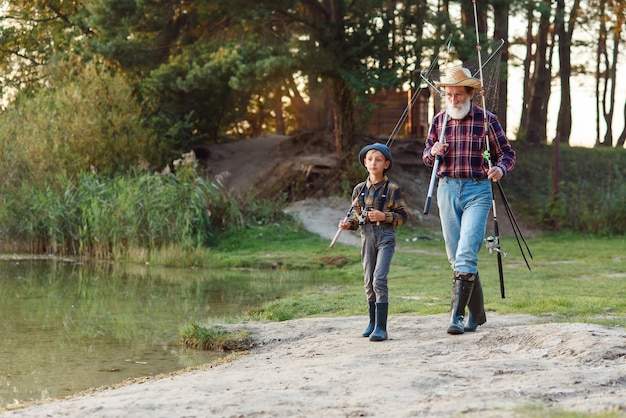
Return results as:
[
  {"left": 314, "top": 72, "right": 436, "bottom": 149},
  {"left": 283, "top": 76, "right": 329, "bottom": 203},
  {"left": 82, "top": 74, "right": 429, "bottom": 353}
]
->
[{"left": 0, "top": 154, "right": 245, "bottom": 257}]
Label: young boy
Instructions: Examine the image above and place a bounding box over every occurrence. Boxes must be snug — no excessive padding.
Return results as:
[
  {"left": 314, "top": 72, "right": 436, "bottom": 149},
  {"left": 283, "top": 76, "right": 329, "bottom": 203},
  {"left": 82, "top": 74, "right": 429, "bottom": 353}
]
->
[{"left": 338, "top": 142, "right": 408, "bottom": 341}]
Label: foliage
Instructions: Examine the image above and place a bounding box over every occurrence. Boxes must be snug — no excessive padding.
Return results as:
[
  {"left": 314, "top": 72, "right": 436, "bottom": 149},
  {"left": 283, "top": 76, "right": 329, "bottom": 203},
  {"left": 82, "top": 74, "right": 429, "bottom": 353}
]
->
[
  {"left": 3, "top": 0, "right": 626, "bottom": 158},
  {"left": 0, "top": 57, "right": 161, "bottom": 183},
  {"left": 85, "top": 0, "right": 301, "bottom": 148},
  {"left": 3, "top": 0, "right": 459, "bottom": 155},
  {"left": 0, "top": 1, "right": 89, "bottom": 97}
]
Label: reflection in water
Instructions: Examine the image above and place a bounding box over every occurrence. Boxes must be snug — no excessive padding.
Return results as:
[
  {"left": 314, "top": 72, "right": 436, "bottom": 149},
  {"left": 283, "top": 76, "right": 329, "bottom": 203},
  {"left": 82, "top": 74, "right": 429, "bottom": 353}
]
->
[{"left": 0, "top": 259, "right": 320, "bottom": 407}]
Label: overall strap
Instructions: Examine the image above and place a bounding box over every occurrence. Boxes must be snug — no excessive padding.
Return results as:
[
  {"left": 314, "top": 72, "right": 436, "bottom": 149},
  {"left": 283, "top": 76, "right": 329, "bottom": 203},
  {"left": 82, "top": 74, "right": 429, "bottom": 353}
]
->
[
  {"left": 358, "top": 185, "right": 367, "bottom": 211},
  {"left": 359, "top": 180, "right": 390, "bottom": 212},
  {"left": 377, "top": 180, "right": 390, "bottom": 212}
]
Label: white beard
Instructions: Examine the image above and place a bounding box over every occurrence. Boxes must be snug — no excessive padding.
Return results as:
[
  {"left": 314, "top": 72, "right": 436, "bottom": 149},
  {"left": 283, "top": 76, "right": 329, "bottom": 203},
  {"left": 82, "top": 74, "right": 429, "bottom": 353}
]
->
[{"left": 447, "top": 98, "right": 471, "bottom": 120}]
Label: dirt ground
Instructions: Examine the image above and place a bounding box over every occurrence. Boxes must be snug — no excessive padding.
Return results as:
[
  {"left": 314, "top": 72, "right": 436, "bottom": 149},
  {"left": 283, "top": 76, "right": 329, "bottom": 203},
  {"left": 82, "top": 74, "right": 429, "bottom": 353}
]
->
[
  {"left": 4, "top": 315, "right": 626, "bottom": 417},
  {"left": 4, "top": 134, "right": 625, "bottom": 417}
]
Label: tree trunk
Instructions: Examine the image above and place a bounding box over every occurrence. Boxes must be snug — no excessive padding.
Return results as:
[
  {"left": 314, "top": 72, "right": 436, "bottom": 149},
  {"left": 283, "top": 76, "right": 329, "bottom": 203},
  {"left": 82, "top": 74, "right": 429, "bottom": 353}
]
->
[
  {"left": 613, "top": 3, "right": 626, "bottom": 148},
  {"left": 554, "top": 0, "right": 579, "bottom": 145},
  {"left": 617, "top": 101, "right": 626, "bottom": 148},
  {"left": 330, "top": 78, "right": 354, "bottom": 160},
  {"left": 599, "top": 35, "right": 619, "bottom": 148},
  {"left": 273, "top": 88, "right": 286, "bottom": 135},
  {"left": 524, "top": 0, "right": 553, "bottom": 145},
  {"left": 492, "top": 0, "right": 509, "bottom": 128},
  {"left": 518, "top": 3, "right": 534, "bottom": 136},
  {"left": 599, "top": 1, "right": 624, "bottom": 148},
  {"left": 594, "top": 1, "right": 606, "bottom": 147},
  {"left": 328, "top": 0, "right": 355, "bottom": 158}
]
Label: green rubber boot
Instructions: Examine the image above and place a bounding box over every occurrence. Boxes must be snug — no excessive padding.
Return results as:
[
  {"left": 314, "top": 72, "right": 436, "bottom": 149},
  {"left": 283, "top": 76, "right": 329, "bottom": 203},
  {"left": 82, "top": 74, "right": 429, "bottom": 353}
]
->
[
  {"left": 464, "top": 274, "right": 486, "bottom": 332},
  {"left": 362, "top": 302, "right": 376, "bottom": 337},
  {"left": 447, "top": 274, "right": 474, "bottom": 335},
  {"left": 369, "top": 303, "right": 388, "bottom": 342}
]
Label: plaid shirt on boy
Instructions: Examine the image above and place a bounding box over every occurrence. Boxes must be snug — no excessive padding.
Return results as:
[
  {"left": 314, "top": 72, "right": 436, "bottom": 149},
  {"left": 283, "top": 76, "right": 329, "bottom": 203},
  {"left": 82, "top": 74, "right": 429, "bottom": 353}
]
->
[{"left": 346, "top": 176, "right": 408, "bottom": 230}]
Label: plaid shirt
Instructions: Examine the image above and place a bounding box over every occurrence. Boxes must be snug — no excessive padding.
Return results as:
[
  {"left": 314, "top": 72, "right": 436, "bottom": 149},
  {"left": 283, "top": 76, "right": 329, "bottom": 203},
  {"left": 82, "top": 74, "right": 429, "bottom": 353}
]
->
[
  {"left": 423, "top": 104, "right": 516, "bottom": 179},
  {"left": 346, "top": 176, "right": 408, "bottom": 230}
]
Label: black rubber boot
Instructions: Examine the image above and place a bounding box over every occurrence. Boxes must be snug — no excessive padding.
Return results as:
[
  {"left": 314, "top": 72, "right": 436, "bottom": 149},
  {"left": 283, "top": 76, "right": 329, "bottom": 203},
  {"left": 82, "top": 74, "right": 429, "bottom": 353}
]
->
[
  {"left": 362, "top": 301, "right": 376, "bottom": 337},
  {"left": 369, "top": 302, "right": 388, "bottom": 341},
  {"left": 464, "top": 273, "right": 486, "bottom": 332},
  {"left": 447, "top": 274, "right": 475, "bottom": 335}
]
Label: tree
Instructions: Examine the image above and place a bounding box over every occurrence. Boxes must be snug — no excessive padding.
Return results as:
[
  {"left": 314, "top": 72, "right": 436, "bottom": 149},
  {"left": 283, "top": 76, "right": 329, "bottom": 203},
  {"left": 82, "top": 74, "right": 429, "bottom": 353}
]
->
[
  {"left": 520, "top": 0, "right": 554, "bottom": 145},
  {"left": 0, "top": 0, "right": 89, "bottom": 99},
  {"left": 0, "top": 58, "right": 157, "bottom": 185},
  {"left": 460, "top": 0, "right": 511, "bottom": 124},
  {"left": 264, "top": 0, "right": 437, "bottom": 158},
  {"left": 594, "top": 0, "right": 625, "bottom": 147},
  {"left": 492, "top": 0, "right": 510, "bottom": 127},
  {"left": 554, "top": 0, "right": 581, "bottom": 145}
]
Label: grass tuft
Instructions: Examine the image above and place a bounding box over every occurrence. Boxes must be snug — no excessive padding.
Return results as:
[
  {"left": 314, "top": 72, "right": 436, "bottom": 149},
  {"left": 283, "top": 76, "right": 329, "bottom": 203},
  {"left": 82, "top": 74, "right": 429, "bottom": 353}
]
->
[{"left": 180, "top": 324, "right": 253, "bottom": 351}]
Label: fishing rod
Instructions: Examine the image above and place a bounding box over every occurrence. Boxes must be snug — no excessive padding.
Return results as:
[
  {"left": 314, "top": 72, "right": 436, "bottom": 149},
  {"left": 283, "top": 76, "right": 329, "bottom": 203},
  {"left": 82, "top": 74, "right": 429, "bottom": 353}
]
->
[
  {"left": 495, "top": 181, "right": 533, "bottom": 270},
  {"left": 386, "top": 34, "right": 453, "bottom": 150},
  {"left": 471, "top": 0, "right": 532, "bottom": 298},
  {"left": 329, "top": 35, "right": 452, "bottom": 249},
  {"left": 423, "top": 111, "right": 447, "bottom": 215},
  {"left": 469, "top": 0, "right": 504, "bottom": 297},
  {"left": 471, "top": 0, "right": 506, "bottom": 298},
  {"left": 422, "top": 38, "right": 452, "bottom": 216}
]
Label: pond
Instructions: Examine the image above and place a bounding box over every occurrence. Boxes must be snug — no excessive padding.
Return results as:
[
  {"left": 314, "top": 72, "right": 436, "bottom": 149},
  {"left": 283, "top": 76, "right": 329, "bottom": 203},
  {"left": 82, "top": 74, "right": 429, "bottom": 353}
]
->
[{"left": 0, "top": 257, "right": 332, "bottom": 408}]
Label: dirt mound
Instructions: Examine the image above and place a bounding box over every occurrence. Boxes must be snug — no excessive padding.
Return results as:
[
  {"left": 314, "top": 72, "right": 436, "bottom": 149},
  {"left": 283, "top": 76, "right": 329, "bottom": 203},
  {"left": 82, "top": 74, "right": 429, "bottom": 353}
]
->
[
  {"left": 200, "top": 132, "right": 338, "bottom": 200},
  {"left": 200, "top": 132, "right": 439, "bottom": 230}
]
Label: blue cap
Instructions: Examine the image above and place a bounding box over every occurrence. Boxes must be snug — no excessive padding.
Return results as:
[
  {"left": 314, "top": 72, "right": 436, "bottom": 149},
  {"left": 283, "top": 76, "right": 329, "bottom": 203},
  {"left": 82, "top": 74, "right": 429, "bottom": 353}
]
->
[{"left": 359, "top": 142, "right": 393, "bottom": 173}]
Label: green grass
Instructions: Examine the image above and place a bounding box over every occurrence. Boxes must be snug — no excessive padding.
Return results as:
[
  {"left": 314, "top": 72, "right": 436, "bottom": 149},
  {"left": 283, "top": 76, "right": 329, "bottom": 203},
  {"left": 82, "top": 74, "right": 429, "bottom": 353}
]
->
[
  {"left": 186, "top": 222, "right": 626, "bottom": 329},
  {"left": 183, "top": 222, "right": 626, "bottom": 361}
]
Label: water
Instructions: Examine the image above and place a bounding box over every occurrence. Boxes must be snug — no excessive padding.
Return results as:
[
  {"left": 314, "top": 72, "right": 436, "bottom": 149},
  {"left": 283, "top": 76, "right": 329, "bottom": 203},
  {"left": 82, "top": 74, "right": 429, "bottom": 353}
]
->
[{"left": 0, "top": 258, "right": 324, "bottom": 408}]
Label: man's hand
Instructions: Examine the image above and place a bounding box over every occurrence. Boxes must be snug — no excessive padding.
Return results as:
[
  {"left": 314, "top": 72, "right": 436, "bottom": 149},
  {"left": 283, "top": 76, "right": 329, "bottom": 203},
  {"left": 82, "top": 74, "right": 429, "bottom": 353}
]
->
[
  {"left": 430, "top": 142, "right": 449, "bottom": 157},
  {"left": 487, "top": 166, "right": 503, "bottom": 182}
]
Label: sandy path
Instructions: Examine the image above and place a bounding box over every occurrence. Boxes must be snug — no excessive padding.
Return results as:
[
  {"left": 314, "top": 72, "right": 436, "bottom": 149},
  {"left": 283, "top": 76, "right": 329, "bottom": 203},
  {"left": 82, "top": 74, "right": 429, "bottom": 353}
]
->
[{"left": 4, "top": 314, "right": 625, "bottom": 417}]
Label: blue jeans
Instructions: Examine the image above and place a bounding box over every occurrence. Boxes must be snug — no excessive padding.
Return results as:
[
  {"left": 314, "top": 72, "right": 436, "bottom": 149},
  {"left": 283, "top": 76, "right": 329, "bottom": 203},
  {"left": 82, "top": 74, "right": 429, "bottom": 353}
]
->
[
  {"left": 437, "top": 178, "right": 492, "bottom": 274},
  {"left": 360, "top": 224, "right": 396, "bottom": 303}
]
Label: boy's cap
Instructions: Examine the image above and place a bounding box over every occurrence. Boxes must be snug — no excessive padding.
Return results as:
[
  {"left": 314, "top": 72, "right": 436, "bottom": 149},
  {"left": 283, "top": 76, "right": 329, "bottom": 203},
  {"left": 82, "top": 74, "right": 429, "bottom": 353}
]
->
[{"left": 359, "top": 142, "right": 393, "bottom": 172}]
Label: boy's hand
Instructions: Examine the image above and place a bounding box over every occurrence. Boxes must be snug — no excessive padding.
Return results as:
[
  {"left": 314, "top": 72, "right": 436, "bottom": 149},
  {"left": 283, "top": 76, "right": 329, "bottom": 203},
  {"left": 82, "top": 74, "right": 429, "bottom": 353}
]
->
[
  {"left": 367, "top": 209, "right": 385, "bottom": 223},
  {"left": 338, "top": 220, "right": 351, "bottom": 230}
]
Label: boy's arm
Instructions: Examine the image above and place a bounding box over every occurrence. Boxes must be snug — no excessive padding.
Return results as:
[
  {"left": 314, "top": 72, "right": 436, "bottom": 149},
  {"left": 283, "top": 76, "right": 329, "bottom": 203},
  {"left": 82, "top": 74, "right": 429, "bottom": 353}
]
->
[
  {"left": 384, "top": 183, "right": 408, "bottom": 227},
  {"left": 345, "top": 183, "right": 364, "bottom": 230}
]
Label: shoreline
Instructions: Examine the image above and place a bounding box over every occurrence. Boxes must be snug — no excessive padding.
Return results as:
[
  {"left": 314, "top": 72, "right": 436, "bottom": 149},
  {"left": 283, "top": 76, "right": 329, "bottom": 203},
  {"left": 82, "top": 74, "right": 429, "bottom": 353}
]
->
[{"left": 4, "top": 313, "right": 626, "bottom": 417}]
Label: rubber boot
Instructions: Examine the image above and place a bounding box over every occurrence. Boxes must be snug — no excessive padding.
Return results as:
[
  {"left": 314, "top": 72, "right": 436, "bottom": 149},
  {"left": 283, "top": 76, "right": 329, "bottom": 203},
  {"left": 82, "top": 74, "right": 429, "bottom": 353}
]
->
[
  {"left": 369, "top": 302, "right": 388, "bottom": 341},
  {"left": 447, "top": 274, "right": 474, "bottom": 335},
  {"left": 464, "top": 273, "right": 486, "bottom": 332},
  {"left": 362, "top": 301, "right": 376, "bottom": 337}
]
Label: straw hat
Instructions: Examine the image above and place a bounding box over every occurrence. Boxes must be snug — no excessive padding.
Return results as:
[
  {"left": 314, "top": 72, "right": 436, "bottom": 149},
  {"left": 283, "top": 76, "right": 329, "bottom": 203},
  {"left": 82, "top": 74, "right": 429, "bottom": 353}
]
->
[
  {"left": 359, "top": 142, "right": 393, "bottom": 173},
  {"left": 436, "top": 67, "right": 482, "bottom": 90}
]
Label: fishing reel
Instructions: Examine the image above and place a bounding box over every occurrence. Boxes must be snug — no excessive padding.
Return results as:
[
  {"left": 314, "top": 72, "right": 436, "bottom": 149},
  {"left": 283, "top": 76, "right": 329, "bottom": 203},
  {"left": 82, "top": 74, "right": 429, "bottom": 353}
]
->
[
  {"left": 484, "top": 236, "right": 507, "bottom": 257},
  {"left": 357, "top": 206, "right": 374, "bottom": 225}
]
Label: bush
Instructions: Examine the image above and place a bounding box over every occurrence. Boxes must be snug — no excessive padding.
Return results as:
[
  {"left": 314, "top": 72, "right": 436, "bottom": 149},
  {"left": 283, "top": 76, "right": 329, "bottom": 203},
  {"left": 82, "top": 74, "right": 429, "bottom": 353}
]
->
[{"left": 0, "top": 57, "right": 161, "bottom": 189}]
